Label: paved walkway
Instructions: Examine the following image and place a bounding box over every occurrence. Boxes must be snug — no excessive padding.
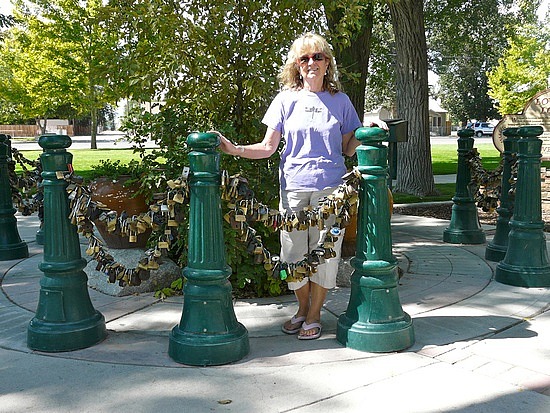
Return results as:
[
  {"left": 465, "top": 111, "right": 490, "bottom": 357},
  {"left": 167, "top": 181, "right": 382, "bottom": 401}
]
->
[{"left": 1, "top": 212, "right": 549, "bottom": 412}]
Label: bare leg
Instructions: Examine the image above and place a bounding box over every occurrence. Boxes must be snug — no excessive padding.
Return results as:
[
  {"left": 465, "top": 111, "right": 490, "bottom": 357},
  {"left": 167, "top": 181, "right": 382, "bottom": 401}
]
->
[{"left": 300, "top": 282, "right": 327, "bottom": 337}]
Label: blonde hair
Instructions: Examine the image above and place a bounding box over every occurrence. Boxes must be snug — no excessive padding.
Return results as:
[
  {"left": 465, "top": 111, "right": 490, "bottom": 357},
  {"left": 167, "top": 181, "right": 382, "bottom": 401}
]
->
[{"left": 278, "top": 33, "right": 341, "bottom": 95}]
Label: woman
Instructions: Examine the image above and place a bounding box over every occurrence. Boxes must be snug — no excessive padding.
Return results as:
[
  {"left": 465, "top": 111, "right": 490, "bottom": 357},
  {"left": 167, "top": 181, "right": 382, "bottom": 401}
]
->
[{"left": 216, "top": 33, "right": 362, "bottom": 340}]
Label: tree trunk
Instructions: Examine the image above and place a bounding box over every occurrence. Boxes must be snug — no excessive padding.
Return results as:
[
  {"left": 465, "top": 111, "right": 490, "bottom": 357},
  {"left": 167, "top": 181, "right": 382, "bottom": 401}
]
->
[
  {"left": 35, "top": 118, "right": 47, "bottom": 136},
  {"left": 325, "top": 2, "right": 375, "bottom": 121},
  {"left": 388, "top": 0, "right": 436, "bottom": 196},
  {"left": 90, "top": 106, "right": 98, "bottom": 149}
]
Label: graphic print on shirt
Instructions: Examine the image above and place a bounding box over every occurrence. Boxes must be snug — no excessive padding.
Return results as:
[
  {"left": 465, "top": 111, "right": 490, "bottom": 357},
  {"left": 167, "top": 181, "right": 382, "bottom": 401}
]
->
[{"left": 304, "top": 106, "right": 323, "bottom": 120}]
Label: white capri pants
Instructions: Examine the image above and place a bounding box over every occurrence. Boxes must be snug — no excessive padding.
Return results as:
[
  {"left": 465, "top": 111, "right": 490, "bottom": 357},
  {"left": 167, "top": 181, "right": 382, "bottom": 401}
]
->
[{"left": 279, "top": 188, "right": 345, "bottom": 291}]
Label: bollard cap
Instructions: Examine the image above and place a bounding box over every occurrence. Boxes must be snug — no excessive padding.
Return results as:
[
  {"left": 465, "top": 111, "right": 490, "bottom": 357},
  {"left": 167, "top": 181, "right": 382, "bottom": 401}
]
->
[
  {"left": 502, "top": 127, "right": 521, "bottom": 139},
  {"left": 187, "top": 132, "right": 220, "bottom": 149},
  {"left": 38, "top": 134, "right": 72, "bottom": 150},
  {"left": 355, "top": 126, "right": 388, "bottom": 144},
  {"left": 457, "top": 128, "right": 475, "bottom": 138},
  {"left": 517, "top": 126, "right": 543, "bottom": 138}
]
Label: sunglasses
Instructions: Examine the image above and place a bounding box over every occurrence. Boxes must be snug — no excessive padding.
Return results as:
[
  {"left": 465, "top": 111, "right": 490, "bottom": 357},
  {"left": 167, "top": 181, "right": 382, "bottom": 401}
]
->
[{"left": 298, "top": 53, "right": 326, "bottom": 64}]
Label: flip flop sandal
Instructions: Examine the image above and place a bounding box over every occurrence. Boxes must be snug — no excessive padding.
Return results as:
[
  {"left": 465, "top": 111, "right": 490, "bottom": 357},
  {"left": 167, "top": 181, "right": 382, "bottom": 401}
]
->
[
  {"left": 298, "top": 321, "right": 322, "bottom": 340},
  {"left": 281, "top": 315, "right": 306, "bottom": 334}
]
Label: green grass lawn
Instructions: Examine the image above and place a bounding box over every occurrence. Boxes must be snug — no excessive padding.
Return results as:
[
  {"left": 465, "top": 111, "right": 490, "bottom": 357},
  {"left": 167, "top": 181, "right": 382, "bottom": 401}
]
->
[
  {"left": 431, "top": 143, "right": 502, "bottom": 175},
  {"left": 15, "top": 142, "right": 545, "bottom": 204},
  {"left": 15, "top": 148, "right": 146, "bottom": 181}
]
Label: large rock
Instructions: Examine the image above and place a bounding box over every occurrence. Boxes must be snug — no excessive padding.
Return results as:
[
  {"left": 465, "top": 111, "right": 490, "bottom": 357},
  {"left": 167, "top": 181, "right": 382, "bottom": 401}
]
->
[{"left": 85, "top": 248, "right": 181, "bottom": 297}]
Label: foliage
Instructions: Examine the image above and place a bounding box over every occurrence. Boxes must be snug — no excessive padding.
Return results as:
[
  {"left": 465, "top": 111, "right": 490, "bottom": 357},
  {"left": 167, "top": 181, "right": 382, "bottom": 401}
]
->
[
  {"left": 364, "top": 3, "right": 395, "bottom": 114},
  {"left": 0, "top": 14, "right": 15, "bottom": 29},
  {"left": 0, "top": 25, "right": 72, "bottom": 127},
  {"left": 487, "top": 22, "right": 550, "bottom": 115},
  {"left": 89, "top": 159, "right": 148, "bottom": 181},
  {"left": 1, "top": 0, "right": 119, "bottom": 144},
  {"left": 425, "top": 0, "right": 541, "bottom": 123},
  {"left": 323, "top": 0, "right": 375, "bottom": 119},
  {"left": 112, "top": 1, "right": 327, "bottom": 296}
]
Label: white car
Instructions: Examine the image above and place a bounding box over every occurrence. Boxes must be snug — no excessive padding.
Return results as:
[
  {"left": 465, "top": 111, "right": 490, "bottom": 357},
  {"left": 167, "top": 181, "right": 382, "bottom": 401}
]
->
[{"left": 469, "top": 122, "right": 495, "bottom": 137}]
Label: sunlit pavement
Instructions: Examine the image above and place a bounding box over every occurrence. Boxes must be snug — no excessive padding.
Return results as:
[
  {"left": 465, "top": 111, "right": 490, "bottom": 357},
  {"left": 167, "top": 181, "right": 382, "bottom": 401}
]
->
[{"left": 1, "top": 212, "right": 549, "bottom": 413}]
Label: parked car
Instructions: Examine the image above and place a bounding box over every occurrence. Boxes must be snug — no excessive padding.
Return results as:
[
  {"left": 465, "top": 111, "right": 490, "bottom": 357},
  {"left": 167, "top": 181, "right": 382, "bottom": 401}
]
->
[{"left": 466, "top": 122, "right": 495, "bottom": 137}]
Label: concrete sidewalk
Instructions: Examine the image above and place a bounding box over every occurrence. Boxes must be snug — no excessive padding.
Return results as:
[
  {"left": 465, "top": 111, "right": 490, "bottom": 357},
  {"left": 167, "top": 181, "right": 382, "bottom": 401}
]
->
[{"left": 1, "top": 213, "right": 549, "bottom": 413}]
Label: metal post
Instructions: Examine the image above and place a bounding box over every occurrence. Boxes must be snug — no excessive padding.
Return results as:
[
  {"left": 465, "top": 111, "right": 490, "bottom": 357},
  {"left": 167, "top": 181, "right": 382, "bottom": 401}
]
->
[
  {"left": 337, "top": 127, "right": 414, "bottom": 352},
  {"left": 0, "top": 134, "right": 28, "bottom": 261},
  {"left": 495, "top": 126, "right": 550, "bottom": 287},
  {"left": 169, "top": 132, "right": 249, "bottom": 365},
  {"left": 485, "top": 127, "right": 520, "bottom": 262},
  {"left": 443, "top": 128, "right": 486, "bottom": 244},
  {"left": 27, "top": 135, "right": 106, "bottom": 351}
]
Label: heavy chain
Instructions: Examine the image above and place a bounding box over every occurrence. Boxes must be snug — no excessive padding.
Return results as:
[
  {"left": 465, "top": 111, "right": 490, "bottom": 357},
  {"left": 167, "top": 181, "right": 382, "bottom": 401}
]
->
[
  {"left": 65, "top": 167, "right": 190, "bottom": 287},
  {"left": 466, "top": 149, "right": 517, "bottom": 212},
  {"left": 9, "top": 153, "right": 361, "bottom": 287},
  {"left": 9, "top": 148, "right": 43, "bottom": 215},
  {"left": 220, "top": 169, "right": 361, "bottom": 283}
]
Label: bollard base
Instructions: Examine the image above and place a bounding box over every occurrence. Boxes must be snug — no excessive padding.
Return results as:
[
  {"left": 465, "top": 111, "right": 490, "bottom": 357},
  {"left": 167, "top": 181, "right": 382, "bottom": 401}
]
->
[
  {"left": 169, "top": 323, "right": 249, "bottom": 366},
  {"left": 485, "top": 243, "right": 507, "bottom": 262},
  {"left": 0, "top": 241, "right": 29, "bottom": 261},
  {"left": 27, "top": 311, "right": 106, "bottom": 352},
  {"left": 443, "top": 228, "right": 486, "bottom": 245},
  {"left": 35, "top": 229, "right": 44, "bottom": 245},
  {"left": 495, "top": 261, "right": 550, "bottom": 288},
  {"left": 337, "top": 312, "right": 414, "bottom": 353}
]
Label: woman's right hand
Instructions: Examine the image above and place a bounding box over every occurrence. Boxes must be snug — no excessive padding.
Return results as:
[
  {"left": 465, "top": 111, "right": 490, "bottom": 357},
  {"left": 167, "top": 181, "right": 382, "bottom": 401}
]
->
[{"left": 208, "top": 130, "right": 237, "bottom": 155}]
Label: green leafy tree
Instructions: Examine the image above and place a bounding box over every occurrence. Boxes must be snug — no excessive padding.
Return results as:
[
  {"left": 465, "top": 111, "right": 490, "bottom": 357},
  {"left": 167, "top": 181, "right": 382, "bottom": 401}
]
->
[
  {"left": 488, "top": 22, "right": 550, "bottom": 115},
  {"left": 323, "top": 0, "right": 375, "bottom": 120},
  {"left": 110, "top": 0, "right": 325, "bottom": 296},
  {"left": 0, "top": 13, "right": 15, "bottom": 31},
  {"left": 7, "top": 0, "right": 118, "bottom": 147},
  {"left": 0, "top": 26, "right": 74, "bottom": 133},
  {"left": 425, "top": 0, "right": 541, "bottom": 124},
  {"left": 364, "top": 3, "right": 395, "bottom": 114}
]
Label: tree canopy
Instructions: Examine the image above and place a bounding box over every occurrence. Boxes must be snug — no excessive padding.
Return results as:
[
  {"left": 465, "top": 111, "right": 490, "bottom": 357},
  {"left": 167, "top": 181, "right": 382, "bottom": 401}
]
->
[
  {"left": 0, "top": 0, "right": 119, "bottom": 144},
  {"left": 425, "top": 0, "right": 541, "bottom": 123},
  {"left": 487, "top": 21, "right": 550, "bottom": 115}
]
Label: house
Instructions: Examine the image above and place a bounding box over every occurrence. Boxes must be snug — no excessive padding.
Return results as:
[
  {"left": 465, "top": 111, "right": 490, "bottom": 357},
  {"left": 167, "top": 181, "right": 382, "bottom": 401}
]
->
[{"left": 363, "top": 99, "right": 450, "bottom": 136}]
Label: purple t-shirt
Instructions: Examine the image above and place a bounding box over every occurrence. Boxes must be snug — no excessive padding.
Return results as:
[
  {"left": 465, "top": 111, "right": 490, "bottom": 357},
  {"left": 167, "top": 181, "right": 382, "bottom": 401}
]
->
[{"left": 262, "top": 89, "right": 362, "bottom": 191}]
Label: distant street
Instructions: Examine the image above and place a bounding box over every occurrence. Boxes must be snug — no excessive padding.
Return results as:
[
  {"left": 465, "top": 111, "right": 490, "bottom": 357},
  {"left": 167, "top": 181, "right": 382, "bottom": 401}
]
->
[
  {"left": 9, "top": 130, "right": 497, "bottom": 151},
  {"left": 10, "top": 131, "right": 159, "bottom": 151},
  {"left": 429, "top": 132, "right": 495, "bottom": 146}
]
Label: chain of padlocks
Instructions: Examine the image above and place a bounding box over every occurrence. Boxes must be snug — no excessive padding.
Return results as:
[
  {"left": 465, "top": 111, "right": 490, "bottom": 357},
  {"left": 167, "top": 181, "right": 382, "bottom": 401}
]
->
[
  {"left": 8, "top": 143, "right": 520, "bottom": 287},
  {"left": 10, "top": 149, "right": 360, "bottom": 286},
  {"left": 465, "top": 148, "right": 517, "bottom": 212},
  {"left": 220, "top": 169, "right": 361, "bottom": 283},
  {"left": 9, "top": 148, "right": 43, "bottom": 215},
  {"left": 58, "top": 166, "right": 361, "bottom": 287}
]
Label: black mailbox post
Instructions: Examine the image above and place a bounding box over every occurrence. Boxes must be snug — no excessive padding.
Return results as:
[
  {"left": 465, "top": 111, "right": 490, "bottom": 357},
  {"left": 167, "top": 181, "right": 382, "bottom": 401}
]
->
[{"left": 381, "top": 119, "right": 408, "bottom": 189}]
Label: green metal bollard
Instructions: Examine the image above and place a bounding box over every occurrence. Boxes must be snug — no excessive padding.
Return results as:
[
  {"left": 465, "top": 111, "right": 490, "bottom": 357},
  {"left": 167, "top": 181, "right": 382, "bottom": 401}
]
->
[
  {"left": 0, "top": 133, "right": 13, "bottom": 159},
  {"left": 337, "top": 127, "right": 414, "bottom": 352},
  {"left": 485, "top": 127, "right": 520, "bottom": 262},
  {"left": 0, "top": 134, "right": 29, "bottom": 261},
  {"left": 27, "top": 135, "right": 106, "bottom": 352},
  {"left": 443, "top": 128, "right": 486, "bottom": 244},
  {"left": 495, "top": 126, "right": 550, "bottom": 287},
  {"left": 169, "top": 132, "right": 249, "bottom": 366}
]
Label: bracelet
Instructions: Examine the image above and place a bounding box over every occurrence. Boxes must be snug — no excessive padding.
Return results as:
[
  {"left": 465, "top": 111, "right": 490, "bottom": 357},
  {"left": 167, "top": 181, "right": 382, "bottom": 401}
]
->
[{"left": 235, "top": 145, "right": 245, "bottom": 154}]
